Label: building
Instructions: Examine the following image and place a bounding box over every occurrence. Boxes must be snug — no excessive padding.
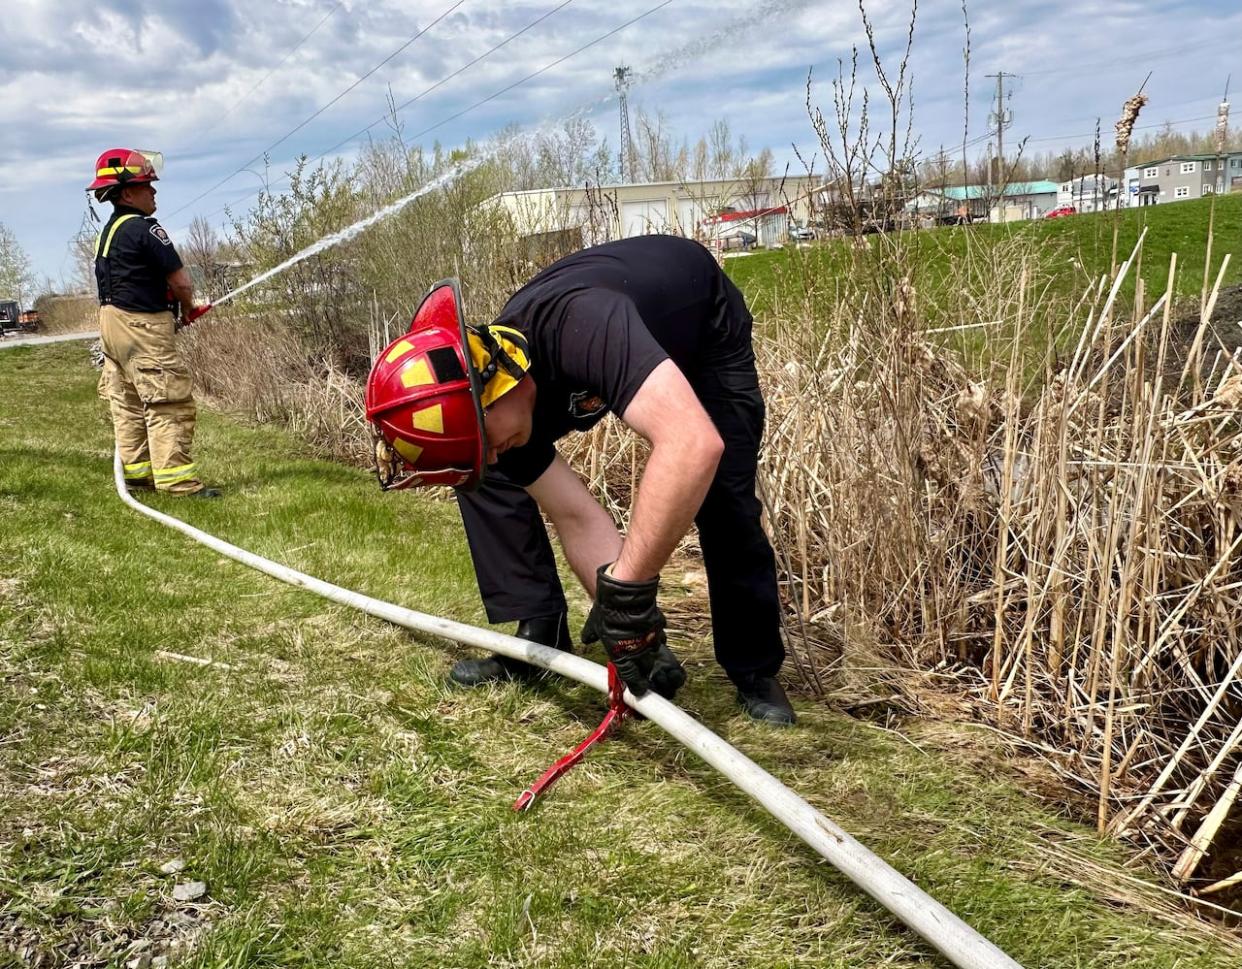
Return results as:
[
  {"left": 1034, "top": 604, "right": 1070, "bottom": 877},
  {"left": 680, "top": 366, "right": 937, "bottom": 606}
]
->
[
  {"left": 1135, "top": 152, "right": 1242, "bottom": 205},
  {"left": 1122, "top": 165, "right": 1142, "bottom": 207},
  {"left": 906, "top": 180, "right": 1060, "bottom": 222},
  {"left": 699, "top": 206, "right": 790, "bottom": 249},
  {"left": 483, "top": 175, "right": 822, "bottom": 252},
  {"left": 1056, "top": 174, "right": 1118, "bottom": 213}
]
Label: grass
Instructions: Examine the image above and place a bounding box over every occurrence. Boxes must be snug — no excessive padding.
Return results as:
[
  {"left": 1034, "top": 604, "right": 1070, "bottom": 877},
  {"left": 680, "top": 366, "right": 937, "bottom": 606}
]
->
[
  {"left": 727, "top": 194, "right": 1242, "bottom": 322},
  {"left": 2, "top": 341, "right": 1240, "bottom": 968}
]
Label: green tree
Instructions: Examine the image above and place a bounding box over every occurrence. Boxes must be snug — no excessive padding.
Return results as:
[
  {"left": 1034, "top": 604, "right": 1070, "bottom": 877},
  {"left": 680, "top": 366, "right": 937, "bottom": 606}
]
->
[{"left": 0, "top": 222, "right": 35, "bottom": 307}]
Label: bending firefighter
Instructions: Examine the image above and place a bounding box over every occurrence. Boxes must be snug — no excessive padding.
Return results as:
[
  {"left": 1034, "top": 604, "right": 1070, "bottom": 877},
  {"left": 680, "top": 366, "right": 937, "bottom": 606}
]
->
[
  {"left": 88, "top": 148, "right": 218, "bottom": 498},
  {"left": 366, "top": 236, "right": 794, "bottom": 725}
]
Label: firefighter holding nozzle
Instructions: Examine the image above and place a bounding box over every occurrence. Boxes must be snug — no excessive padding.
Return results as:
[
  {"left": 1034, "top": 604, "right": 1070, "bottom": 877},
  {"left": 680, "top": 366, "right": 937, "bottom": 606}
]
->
[
  {"left": 366, "top": 235, "right": 795, "bottom": 725},
  {"left": 88, "top": 147, "right": 218, "bottom": 498}
]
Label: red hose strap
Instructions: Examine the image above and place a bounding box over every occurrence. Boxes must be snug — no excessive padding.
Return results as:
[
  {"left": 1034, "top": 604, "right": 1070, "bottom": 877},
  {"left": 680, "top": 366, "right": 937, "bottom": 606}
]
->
[{"left": 513, "top": 663, "right": 629, "bottom": 811}]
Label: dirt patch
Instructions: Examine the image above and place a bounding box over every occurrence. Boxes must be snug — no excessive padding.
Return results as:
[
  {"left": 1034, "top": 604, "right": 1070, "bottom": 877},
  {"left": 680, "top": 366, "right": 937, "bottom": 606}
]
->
[{"left": 1163, "top": 284, "right": 1242, "bottom": 379}]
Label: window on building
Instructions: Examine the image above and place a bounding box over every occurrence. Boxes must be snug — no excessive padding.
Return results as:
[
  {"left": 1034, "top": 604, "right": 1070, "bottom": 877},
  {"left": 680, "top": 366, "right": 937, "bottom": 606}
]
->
[
  {"left": 1143, "top": 166, "right": 1158, "bottom": 178},
  {"left": 1175, "top": 185, "right": 1190, "bottom": 198},
  {"left": 1203, "top": 184, "right": 1214, "bottom": 195},
  {"left": 1180, "top": 161, "right": 1197, "bottom": 174},
  {"left": 1204, "top": 159, "right": 1214, "bottom": 171}
]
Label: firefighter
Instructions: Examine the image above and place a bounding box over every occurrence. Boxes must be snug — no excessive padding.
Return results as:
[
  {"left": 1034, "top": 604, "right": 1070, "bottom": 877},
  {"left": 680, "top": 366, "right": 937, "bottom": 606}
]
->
[
  {"left": 366, "top": 235, "right": 795, "bottom": 725},
  {"left": 87, "top": 148, "right": 218, "bottom": 497}
]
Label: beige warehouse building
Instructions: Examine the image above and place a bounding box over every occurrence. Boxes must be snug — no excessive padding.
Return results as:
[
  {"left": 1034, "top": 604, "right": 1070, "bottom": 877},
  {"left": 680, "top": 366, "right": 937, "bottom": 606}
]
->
[{"left": 484, "top": 175, "right": 824, "bottom": 251}]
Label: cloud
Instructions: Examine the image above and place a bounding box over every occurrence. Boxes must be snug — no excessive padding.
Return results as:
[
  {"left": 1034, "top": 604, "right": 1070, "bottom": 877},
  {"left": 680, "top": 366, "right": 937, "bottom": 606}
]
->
[{"left": 6, "top": 0, "right": 1241, "bottom": 286}]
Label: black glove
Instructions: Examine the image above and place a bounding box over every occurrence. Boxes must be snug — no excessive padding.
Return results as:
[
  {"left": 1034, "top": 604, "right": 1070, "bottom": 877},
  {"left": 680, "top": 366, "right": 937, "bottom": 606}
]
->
[{"left": 581, "top": 565, "right": 687, "bottom": 699}]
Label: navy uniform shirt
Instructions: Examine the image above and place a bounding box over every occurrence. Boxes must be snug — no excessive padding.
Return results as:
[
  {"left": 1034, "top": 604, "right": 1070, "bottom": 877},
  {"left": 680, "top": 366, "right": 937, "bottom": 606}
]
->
[
  {"left": 94, "top": 204, "right": 183, "bottom": 313},
  {"left": 492, "top": 234, "right": 753, "bottom": 486}
]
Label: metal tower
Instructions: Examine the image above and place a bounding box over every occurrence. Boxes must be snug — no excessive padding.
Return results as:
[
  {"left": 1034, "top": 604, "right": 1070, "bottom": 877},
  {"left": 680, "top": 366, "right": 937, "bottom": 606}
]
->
[{"left": 614, "top": 66, "right": 633, "bottom": 182}]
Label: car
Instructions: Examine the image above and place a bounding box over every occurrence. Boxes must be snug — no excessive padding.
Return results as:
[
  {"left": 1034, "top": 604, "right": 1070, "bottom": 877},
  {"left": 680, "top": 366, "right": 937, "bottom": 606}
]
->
[
  {"left": 788, "top": 224, "right": 815, "bottom": 242},
  {"left": 1044, "top": 205, "right": 1077, "bottom": 219}
]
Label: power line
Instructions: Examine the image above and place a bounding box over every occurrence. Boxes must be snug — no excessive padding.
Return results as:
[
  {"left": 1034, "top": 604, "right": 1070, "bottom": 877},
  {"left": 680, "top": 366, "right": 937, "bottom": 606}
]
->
[
  {"left": 178, "top": 0, "right": 677, "bottom": 230},
  {"left": 1024, "top": 114, "right": 1216, "bottom": 144},
  {"left": 167, "top": 0, "right": 466, "bottom": 220},
  {"left": 199, "top": 1, "right": 347, "bottom": 139},
  {"left": 308, "top": 0, "right": 578, "bottom": 168},
  {"left": 1017, "top": 36, "right": 1238, "bottom": 78}
]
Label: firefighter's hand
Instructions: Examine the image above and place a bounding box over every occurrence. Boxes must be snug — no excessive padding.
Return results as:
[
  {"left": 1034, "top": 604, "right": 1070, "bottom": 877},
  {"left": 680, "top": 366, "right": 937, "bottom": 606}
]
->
[
  {"left": 581, "top": 565, "right": 686, "bottom": 699},
  {"left": 182, "top": 305, "right": 211, "bottom": 325}
]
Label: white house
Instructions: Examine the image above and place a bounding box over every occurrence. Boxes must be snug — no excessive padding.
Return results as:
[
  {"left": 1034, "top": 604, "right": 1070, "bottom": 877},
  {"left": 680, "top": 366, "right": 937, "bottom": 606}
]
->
[{"left": 1056, "top": 174, "right": 1118, "bottom": 213}]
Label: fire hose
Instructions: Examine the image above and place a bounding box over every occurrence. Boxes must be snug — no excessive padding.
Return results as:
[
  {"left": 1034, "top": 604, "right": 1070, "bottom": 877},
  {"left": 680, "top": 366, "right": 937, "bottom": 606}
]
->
[{"left": 113, "top": 450, "right": 1023, "bottom": 969}]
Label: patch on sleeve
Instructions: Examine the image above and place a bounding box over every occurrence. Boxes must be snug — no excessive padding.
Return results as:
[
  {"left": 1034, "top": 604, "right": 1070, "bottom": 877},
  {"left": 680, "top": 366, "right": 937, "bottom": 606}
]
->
[
  {"left": 568, "top": 390, "right": 608, "bottom": 419},
  {"left": 149, "top": 224, "right": 172, "bottom": 246}
]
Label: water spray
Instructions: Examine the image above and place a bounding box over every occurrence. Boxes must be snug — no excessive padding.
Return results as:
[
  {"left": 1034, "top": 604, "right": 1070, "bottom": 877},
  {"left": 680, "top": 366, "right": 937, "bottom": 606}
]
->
[{"left": 182, "top": 0, "right": 821, "bottom": 316}]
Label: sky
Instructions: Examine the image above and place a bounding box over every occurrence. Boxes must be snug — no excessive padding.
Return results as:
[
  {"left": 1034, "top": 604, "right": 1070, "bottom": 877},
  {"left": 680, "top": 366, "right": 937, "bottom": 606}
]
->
[{"left": 3, "top": 0, "right": 1240, "bottom": 291}]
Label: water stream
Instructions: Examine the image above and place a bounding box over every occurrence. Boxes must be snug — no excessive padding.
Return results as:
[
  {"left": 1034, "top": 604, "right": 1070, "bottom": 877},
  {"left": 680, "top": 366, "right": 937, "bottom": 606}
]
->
[{"left": 208, "top": 0, "right": 816, "bottom": 310}]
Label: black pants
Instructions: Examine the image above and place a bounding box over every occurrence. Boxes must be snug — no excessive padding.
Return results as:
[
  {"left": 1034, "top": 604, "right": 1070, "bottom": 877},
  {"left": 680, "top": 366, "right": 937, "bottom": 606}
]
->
[{"left": 456, "top": 348, "right": 785, "bottom": 682}]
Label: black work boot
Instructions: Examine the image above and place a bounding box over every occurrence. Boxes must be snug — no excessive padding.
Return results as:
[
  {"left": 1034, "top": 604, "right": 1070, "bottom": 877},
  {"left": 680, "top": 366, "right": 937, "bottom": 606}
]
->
[
  {"left": 449, "top": 613, "right": 571, "bottom": 686},
  {"left": 733, "top": 674, "right": 797, "bottom": 726}
]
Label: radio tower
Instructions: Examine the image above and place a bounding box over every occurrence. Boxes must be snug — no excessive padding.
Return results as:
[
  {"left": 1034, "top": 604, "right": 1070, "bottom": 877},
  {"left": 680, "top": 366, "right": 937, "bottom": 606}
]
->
[{"left": 614, "top": 66, "right": 633, "bottom": 182}]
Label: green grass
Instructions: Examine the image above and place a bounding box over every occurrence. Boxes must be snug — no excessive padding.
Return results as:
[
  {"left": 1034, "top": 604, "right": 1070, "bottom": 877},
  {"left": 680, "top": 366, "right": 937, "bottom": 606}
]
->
[
  {"left": 2, "top": 342, "right": 1239, "bottom": 967},
  {"left": 727, "top": 193, "right": 1242, "bottom": 320}
]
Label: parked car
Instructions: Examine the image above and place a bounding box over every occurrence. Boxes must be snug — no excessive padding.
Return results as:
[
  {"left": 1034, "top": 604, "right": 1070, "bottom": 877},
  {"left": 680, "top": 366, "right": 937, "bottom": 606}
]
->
[
  {"left": 717, "top": 229, "right": 757, "bottom": 251},
  {"left": 1044, "top": 205, "right": 1077, "bottom": 219},
  {"left": 788, "top": 224, "right": 815, "bottom": 242}
]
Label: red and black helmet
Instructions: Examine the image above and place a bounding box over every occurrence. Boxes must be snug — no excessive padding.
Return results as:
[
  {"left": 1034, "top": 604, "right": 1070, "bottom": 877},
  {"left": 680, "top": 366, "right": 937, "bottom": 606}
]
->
[
  {"left": 365, "top": 280, "right": 489, "bottom": 491},
  {"left": 87, "top": 148, "right": 162, "bottom": 202}
]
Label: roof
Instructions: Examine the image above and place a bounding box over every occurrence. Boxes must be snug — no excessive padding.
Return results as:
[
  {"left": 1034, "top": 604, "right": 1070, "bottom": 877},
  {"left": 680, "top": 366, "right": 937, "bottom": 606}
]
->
[
  {"left": 495, "top": 174, "right": 821, "bottom": 198},
  {"left": 702, "top": 206, "right": 788, "bottom": 223},
  {"left": 924, "top": 180, "right": 1059, "bottom": 201},
  {"left": 1136, "top": 151, "right": 1242, "bottom": 167}
]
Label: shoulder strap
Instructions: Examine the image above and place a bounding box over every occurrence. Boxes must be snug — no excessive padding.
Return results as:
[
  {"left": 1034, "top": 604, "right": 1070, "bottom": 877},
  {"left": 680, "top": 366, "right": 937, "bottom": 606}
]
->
[{"left": 94, "top": 213, "right": 141, "bottom": 259}]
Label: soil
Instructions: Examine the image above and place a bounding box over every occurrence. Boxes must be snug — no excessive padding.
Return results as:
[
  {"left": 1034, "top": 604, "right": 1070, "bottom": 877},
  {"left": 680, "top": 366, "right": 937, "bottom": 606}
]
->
[{"left": 1163, "top": 283, "right": 1242, "bottom": 378}]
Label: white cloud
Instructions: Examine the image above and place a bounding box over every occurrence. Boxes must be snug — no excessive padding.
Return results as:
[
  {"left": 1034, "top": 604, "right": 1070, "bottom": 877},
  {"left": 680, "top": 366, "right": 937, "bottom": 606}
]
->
[{"left": 6, "top": 0, "right": 1240, "bottom": 286}]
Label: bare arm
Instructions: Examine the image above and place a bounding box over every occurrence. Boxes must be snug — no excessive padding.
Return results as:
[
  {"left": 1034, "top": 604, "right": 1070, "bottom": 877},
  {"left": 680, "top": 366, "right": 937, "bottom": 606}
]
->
[
  {"left": 166, "top": 266, "right": 194, "bottom": 310},
  {"left": 526, "top": 454, "right": 623, "bottom": 597},
  {"left": 611, "top": 359, "right": 723, "bottom": 582}
]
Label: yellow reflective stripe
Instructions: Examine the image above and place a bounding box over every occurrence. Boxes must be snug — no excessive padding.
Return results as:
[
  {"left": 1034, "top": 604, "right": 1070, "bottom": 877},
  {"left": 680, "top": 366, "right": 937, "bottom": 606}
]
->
[
  {"left": 95, "top": 213, "right": 141, "bottom": 258},
  {"left": 97, "top": 165, "right": 146, "bottom": 177},
  {"left": 153, "top": 463, "right": 197, "bottom": 485},
  {"left": 123, "top": 461, "right": 152, "bottom": 479}
]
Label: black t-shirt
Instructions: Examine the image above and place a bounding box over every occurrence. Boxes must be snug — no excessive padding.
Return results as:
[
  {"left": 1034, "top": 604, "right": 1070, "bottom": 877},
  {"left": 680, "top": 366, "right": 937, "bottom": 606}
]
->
[
  {"left": 94, "top": 205, "right": 184, "bottom": 313},
  {"left": 492, "top": 235, "right": 753, "bottom": 486}
]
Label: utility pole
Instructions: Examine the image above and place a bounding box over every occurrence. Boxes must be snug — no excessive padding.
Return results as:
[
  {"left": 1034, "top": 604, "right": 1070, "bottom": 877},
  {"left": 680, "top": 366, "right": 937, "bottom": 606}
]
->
[
  {"left": 614, "top": 66, "right": 633, "bottom": 182},
  {"left": 986, "top": 71, "right": 1015, "bottom": 220}
]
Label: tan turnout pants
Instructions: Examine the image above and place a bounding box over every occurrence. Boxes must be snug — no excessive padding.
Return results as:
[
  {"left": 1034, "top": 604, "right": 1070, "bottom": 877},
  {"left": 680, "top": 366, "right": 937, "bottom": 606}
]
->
[{"left": 97, "top": 304, "right": 204, "bottom": 495}]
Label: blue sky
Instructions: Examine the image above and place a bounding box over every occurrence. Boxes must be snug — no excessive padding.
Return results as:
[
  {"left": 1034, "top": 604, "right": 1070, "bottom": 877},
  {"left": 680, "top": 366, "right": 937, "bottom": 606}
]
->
[{"left": 4, "top": 0, "right": 1240, "bottom": 289}]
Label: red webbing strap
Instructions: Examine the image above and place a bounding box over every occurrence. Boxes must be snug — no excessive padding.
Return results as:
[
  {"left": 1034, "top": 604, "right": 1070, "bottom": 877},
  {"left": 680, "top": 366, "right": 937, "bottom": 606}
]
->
[{"left": 513, "top": 663, "right": 630, "bottom": 811}]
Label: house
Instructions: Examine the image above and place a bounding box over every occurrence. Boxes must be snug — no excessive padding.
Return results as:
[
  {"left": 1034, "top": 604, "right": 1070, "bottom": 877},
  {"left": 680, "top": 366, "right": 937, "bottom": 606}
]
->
[
  {"left": 483, "top": 175, "right": 822, "bottom": 251},
  {"left": 1122, "top": 165, "right": 1142, "bottom": 207},
  {"left": 906, "top": 180, "right": 1060, "bottom": 222},
  {"left": 1135, "top": 152, "right": 1242, "bottom": 204},
  {"left": 1056, "top": 174, "right": 1118, "bottom": 213}
]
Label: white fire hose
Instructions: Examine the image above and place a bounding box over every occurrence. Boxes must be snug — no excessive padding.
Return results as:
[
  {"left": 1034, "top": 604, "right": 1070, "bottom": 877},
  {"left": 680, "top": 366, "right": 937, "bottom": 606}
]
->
[{"left": 114, "top": 451, "right": 1023, "bottom": 969}]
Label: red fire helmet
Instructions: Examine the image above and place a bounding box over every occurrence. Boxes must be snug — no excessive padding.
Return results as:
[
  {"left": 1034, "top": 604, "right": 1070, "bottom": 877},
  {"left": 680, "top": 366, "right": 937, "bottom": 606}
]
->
[
  {"left": 87, "top": 148, "right": 163, "bottom": 200},
  {"left": 365, "top": 279, "right": 488, "bottom": 491}
]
